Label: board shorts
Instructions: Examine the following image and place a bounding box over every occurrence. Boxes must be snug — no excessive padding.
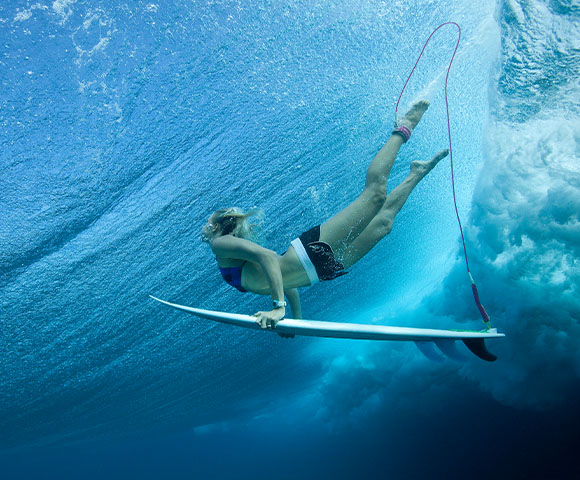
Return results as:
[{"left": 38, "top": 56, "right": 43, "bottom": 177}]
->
[{"left": 290, "top": 225, "right": 348, "bottom": 285}]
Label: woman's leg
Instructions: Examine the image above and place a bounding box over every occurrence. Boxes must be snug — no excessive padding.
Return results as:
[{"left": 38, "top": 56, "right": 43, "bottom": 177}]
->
[
  {"left": 340, "top": 149, "right": 449, "bottom": 269},
  {"left": 319, "top": 100, "right": 430, "bottom": 254}
]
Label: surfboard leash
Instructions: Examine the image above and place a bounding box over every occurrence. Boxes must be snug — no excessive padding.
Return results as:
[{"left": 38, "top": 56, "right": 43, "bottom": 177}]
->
[{"left": 395, "top": 21, "right": 491, "bottom": 328}]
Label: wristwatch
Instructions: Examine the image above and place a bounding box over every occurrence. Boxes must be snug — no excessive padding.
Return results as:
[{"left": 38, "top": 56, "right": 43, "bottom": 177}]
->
[{"left": 273, "top": 300, "right": 287, "bottom": 309}]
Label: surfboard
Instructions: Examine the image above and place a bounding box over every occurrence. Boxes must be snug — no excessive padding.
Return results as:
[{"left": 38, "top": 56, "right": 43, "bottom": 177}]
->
[{"left": 149, "top": 296, "right": 505, "bottom": 362}]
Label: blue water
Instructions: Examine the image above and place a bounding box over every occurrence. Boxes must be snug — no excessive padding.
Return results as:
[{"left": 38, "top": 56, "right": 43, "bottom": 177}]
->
[{"left": 1, "top": 0, "right": 579, "bottom": 478}]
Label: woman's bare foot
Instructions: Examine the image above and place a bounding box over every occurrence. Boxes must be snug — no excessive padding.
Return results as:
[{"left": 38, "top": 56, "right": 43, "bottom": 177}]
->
[
  {"left": 398, "top": 100, "right": 430, "bottom": 130},
  {"left": 410, "top": 149, "right": 449, "bottom": 175}
]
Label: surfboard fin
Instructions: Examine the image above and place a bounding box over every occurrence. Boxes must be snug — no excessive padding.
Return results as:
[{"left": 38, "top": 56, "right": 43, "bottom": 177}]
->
[
  {"left": 434, "top": 340, "right": 467, "bottom": 362},
  {"left": 462, "top": 338, "right": 497, "bottom": 362},
  {"left": 277, "top": 332, "right": 295, "bottom": 339},
  {"left": 415, "top": 341, "right": 445, "bottom": 363}
]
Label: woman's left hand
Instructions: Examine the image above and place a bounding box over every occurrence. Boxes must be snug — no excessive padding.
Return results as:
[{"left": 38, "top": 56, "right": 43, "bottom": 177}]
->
[{"left": 254, "top": 308, "right": 285, "bottom": 329}]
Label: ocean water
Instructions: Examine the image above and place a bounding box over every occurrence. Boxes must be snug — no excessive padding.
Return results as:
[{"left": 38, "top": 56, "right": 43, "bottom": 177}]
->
[{"left": 1, "top": 0, "right": 579, "bottom": 479}]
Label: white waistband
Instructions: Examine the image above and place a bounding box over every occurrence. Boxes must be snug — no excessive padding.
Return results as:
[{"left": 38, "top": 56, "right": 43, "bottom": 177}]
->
[{"left": 290, "top": 238, "right": 320, "bottom": 286}]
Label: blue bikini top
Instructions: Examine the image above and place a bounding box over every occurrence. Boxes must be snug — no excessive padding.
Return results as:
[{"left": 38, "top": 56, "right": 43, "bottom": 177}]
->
[{"left": 218, "top": 263, "right": 248, "bottom": 293}]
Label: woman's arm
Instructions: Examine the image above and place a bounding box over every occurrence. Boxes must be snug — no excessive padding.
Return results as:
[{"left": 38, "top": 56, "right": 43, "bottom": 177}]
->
[
  {"left": 211, "top": 235, "right": 286, "bottom": 328},
  {"left": 284, "top": 288, "right": 302, "bottom": 319},
  {"left": 253, "top": 251, "right": 287, "bottom": 328}
]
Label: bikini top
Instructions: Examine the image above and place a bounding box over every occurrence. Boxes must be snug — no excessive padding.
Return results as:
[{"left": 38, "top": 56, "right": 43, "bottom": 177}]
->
[{"left": 218, "top": 261, "right": 248, "bottom": 293}]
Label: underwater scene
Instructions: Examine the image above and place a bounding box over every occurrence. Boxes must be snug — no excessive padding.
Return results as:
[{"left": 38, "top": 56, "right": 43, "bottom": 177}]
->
[{"left": 1, "top": 0, "right": 579, "bottom": 478}]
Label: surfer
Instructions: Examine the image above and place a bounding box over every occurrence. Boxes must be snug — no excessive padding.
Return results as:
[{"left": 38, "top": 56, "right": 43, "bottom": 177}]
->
[{"left": 202, "top": 100, "right": 448, "bottom": 329}]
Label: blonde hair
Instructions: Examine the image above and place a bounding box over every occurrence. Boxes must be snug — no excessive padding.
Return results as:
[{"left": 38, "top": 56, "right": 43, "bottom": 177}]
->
[{"left": 209, "top": 207, "right": 264, "bottom": 241}]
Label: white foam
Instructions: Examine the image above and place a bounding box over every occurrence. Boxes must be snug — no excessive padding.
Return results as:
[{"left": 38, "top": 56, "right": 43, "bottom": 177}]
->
[
  {"left": 52, "top": 0, "right": 76, "bottom": 24},
  {"left": 14, "top": 10, "right": 33, "bottom": 22},
  {"left": 14, "top": 4, "right": 48, "bottom": 22}
]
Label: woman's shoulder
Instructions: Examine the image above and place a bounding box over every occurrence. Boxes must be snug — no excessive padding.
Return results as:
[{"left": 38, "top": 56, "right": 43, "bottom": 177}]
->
[
  {"left": 210, "top": 234, "right": 270, "bottom": 263},
  {"left": 212, "top": 238, "right": 247, "bottom": 268}
]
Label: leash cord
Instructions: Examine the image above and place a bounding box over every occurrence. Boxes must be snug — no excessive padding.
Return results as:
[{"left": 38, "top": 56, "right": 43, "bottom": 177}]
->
[{"left": 395, "top": 22, "right": 491, "bottom": 326}]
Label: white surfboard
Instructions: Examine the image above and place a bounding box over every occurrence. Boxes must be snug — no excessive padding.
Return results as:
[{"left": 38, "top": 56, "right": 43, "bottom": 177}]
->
[{"left": 150, "top": 296, "right": 505, "bottom": 362}]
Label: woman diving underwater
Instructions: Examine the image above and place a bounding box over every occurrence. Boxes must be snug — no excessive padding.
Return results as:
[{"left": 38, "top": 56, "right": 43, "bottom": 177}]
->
[{"left": 201, "top": 100, "right": 449, "bottom": 330}]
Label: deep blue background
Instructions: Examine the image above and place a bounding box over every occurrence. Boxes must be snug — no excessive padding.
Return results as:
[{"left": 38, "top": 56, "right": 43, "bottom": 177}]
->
[{"left": 4, "top": 387, "right": 580, "bottom": 479}]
